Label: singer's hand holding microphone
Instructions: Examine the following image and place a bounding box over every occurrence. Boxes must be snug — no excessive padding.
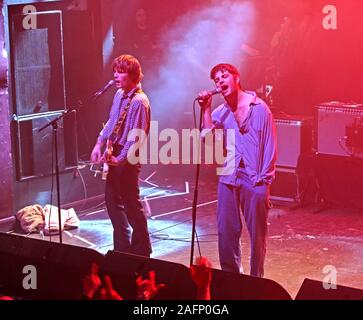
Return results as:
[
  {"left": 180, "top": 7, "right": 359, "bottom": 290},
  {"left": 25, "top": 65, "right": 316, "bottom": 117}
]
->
[{"left": 197, "top": 88, "right": 221, "bottom": 109}]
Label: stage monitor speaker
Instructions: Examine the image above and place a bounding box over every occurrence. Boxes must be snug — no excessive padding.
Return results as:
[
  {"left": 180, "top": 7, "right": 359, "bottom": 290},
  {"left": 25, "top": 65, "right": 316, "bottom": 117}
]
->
[
  {"left": 295, "top": 278, "right": 363, "bottom": 300},
  {"left": 274, "top": 116, "right": 312, "bottom": 168},
  {"left": 103, "top": 251, "right": 292, "bottom": 300},
  {"left": 210, "top": 268, "right": 292, "bottom": 300},
  {"left": 316, "top": 103, "right": 363, "bottom": 157},
  {"left": 102, "top": 250, "right": 196, "bottom": 300},
  {"left": 0, "top": 233, "right": 103, "bottom": 299}
]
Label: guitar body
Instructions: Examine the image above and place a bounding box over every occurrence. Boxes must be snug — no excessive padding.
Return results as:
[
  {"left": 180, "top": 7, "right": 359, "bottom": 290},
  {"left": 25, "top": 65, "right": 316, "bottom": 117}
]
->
[{"left": 102, "top": 139, "right": 113, "bottom": 180}]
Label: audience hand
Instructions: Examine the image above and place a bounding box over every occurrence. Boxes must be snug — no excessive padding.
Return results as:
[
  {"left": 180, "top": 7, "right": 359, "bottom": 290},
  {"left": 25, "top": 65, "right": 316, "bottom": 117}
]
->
[
  {"left": 190, "top": 256, "right": 212, "bottom": 300},
  {"left": 99, "top": 275, "right": 123, "bottom": 300},
  {"left": 136, "top": 270, "right": 165, "bottom": 300},
  {"left": 82, "top": 262, "right": 101, "bottom": 299}
]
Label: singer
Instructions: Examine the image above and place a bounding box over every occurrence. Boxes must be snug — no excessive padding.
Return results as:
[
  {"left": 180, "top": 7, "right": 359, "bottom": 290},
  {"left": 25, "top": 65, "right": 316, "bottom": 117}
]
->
[
  {"left": 198, "top": 63, "right": 277, "bottom": 277},
  {"left": 90, "top": 54, "right": 152, "bottom": 257}
]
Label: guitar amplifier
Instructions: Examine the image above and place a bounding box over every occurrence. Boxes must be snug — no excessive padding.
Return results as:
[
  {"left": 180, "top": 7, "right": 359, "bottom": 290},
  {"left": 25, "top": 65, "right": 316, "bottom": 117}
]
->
[
  {"left": 315, "top": 102, "right": 363, "bottom": 157},
  {"left": 270, "top": 167, "right": 298, "bottom": 202},
  {"left": 274, "top": 116, "right": 313, "bottom": 168},
  {"left": 13, "top": 111, "right": 78, "bottom": 181}
]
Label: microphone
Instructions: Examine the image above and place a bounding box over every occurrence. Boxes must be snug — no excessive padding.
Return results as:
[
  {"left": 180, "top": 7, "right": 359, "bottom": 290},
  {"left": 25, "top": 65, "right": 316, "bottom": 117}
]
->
[
  {"left": 197, "top": 87, "right": 222, "bottom": 100},
  {"left": 33, "top": 100, "right": 43, "bottom": 113},
  {"left": 94, "top": 80, "right": 115, "bottom": 97}
]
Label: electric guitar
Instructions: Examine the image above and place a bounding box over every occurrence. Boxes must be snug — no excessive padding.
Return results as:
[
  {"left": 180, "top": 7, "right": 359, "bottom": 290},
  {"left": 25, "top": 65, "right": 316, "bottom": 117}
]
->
[
  {"left": 100, "top": 88, "right": 141, "bottom": 179},
  {"left": 102, "top": 139, "right": 113, "bottom": 180}
]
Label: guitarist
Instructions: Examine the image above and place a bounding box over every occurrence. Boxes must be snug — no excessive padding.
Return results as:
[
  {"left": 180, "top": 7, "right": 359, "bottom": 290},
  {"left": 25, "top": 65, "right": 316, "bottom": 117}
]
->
[{"left": 90, "top": 54, "right": 152, "bottom": 257}]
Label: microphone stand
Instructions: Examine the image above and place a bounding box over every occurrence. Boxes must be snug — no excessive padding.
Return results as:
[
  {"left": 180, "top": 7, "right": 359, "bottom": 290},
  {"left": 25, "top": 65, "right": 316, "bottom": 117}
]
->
[
  {"left": 36, "top": 81, "right": 114, "bottom": 244},
  {"left": 189, "top": 101, "right": 203, "bottom": 266},
  {"left": 38, "top": 110, "right": 74, "bottom": 244}
]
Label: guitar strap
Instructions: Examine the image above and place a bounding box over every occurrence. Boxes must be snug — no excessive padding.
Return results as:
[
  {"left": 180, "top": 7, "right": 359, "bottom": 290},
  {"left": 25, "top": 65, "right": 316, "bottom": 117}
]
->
[{"left": 109, "top": 88, "right": 142, "bottom": 144}]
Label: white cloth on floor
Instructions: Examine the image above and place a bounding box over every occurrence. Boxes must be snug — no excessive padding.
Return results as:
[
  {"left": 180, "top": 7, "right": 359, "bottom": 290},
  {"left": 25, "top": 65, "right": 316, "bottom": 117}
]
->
[
  {"left": 16, "top": 204, "right": 80, "bottom": 235},
  {"left": 43, "top": 204, "right": 80, "bottom": 235}
]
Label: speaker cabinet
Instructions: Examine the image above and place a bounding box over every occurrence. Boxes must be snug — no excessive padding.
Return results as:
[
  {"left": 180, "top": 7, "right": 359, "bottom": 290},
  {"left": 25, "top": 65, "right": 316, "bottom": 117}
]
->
[
  {"left": 210, "top": 268, "right": 291, "bottom": 300},
  {"left": 274, "top": 116, "right": 312, "bottom": 168},
  {"left": 9, "top": 10, "right": 66, "bottom": 116},
  {"left": 316, "top": 103, "right": 363, "bottom": 157},
  {"left": 13, "top": 110, "right": 78, "bottom": 181},
  {"left": 0, "top": 233, "right": 103, "bottom": 299},
  {"left": 270, "top": 167, "right": 298, "bottom": 202},
  {"left": 296, "top": 278, "right": 363, "bottom": 300},
  {"left": 101, "top": 251, "right": 292, "bottom": 300},
  {"left": 103, "top": 250, "right": 196, "bottom": 300}
]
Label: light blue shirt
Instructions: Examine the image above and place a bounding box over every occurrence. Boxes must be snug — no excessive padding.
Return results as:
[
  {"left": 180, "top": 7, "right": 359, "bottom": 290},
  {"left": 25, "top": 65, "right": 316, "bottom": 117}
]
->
[{"left": 207, "top": 91, "right": 277, "bottom": 186}]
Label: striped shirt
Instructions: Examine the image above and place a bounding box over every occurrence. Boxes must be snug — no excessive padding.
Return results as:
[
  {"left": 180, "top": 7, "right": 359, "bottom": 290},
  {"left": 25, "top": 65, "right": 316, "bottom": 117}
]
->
[{"left": 99, "top": 85, "right": 151, "bottom": 164}]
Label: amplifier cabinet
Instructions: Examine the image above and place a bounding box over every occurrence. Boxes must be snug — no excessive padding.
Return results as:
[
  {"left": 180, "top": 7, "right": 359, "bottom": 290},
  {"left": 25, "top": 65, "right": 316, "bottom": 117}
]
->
[
  {"left": 274, "top": 116, "right": 313, "bottom": 168},
  {"left": 270, "top": 167, "right": 298, "bottom": 202},
  {"left": 315, "top": 103, "right": 363, "bottom": 157}
]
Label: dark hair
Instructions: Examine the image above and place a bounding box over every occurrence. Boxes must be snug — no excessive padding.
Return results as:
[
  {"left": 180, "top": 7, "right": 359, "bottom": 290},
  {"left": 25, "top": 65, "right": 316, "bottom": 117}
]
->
[
  {"left": 210, "top": 63, "right": 240, "bottom": 81},
  {"left": 112, "top": 54, "right": 144, "bottom": 83}
]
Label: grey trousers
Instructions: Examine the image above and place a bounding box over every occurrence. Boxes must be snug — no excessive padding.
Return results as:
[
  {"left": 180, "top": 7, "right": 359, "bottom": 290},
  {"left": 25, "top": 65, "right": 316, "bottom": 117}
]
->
[{"left": 217, "top": 171, "right": 270, "bottom": 277}]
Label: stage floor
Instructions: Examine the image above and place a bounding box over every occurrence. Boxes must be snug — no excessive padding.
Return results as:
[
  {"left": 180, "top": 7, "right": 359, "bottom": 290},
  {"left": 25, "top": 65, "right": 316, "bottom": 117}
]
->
[{"left": 1, "top": 165, "right": 363, "bottom": 299}]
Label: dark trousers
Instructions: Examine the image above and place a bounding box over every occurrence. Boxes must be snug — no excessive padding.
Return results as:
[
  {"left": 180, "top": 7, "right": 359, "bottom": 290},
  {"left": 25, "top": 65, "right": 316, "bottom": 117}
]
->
[{"left": 105, "top": 163, "right": 152, "bottom": 256}]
